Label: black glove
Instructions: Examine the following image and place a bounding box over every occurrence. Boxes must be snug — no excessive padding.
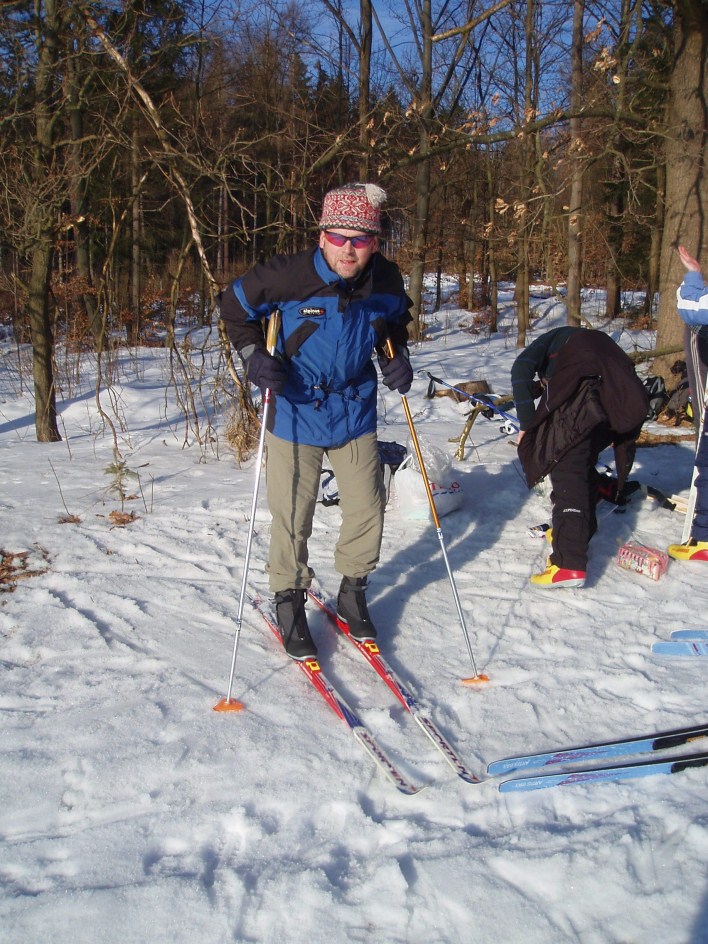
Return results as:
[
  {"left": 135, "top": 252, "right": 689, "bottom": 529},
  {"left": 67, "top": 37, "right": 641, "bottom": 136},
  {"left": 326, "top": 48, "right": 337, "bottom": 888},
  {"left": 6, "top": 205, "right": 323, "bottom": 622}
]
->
[
  {"left": 244, "top": 348, "right": 288, "bottom": 394},
  {"left": 596, "top": 477, "right": 620, "bottom": 505},
  {"left": 378, "top": 347, "right": 413, "bottom": 394},
  {"left": 595, "top": 473, "right": 641, "bottom": 507}
]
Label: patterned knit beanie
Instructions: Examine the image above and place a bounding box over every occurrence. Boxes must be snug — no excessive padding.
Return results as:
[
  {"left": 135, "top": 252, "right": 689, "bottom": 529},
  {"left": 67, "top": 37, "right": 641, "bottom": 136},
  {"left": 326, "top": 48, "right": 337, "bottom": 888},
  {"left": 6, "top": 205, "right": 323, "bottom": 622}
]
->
[{"left": 318, "top": 183, "right": 387, "bottom": 235}]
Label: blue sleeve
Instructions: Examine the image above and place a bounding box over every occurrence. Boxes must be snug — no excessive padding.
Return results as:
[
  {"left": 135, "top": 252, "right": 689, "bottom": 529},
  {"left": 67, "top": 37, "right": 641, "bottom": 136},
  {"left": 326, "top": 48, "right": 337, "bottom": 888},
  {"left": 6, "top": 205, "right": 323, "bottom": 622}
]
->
[
  {"left": 232, "top": 277, "right": 271, "bottom": 323},
  {"left": 676, "top": 272, "right": 708, "bottom": 327}
]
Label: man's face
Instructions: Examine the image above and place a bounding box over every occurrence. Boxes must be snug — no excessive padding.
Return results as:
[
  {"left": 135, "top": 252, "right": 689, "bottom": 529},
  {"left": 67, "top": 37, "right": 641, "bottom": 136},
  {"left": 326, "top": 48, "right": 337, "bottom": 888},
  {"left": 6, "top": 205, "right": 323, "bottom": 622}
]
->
[{"left": 319, "top": 229, "right": 378, "bottom": 280}]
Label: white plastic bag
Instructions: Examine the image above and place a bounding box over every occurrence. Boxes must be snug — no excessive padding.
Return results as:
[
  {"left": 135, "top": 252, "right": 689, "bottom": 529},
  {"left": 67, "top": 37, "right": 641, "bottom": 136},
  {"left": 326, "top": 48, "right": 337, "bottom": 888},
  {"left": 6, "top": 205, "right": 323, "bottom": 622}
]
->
[{"left": 393, "top": 441, "right": 464, "bottom": 522}]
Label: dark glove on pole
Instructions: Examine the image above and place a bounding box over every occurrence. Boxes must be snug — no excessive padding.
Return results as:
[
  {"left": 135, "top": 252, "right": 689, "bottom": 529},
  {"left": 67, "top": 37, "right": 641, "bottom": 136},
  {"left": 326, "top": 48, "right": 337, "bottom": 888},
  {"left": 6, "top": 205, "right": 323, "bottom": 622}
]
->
[
  {"left": 378, "top": 347, "right": 413, "bottom": 394},
  {"left": 245, "top": 348, "right": 287, "bottom": 394}
]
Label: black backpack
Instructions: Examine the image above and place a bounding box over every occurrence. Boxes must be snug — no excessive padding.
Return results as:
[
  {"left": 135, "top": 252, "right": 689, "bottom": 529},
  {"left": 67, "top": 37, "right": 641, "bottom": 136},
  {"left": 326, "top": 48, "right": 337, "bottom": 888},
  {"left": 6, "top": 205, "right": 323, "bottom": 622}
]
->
[{"left": 643, "top": 375, "right": 667, "bottom": 420}]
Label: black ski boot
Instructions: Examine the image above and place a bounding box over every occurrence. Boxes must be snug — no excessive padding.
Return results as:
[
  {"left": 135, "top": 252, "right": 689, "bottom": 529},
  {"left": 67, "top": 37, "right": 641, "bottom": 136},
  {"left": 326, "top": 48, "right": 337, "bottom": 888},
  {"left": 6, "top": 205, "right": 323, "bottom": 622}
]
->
[
  {"left": 336, "top": 576, "right": 377, "bottom": 641},
  {"left": 274, "top": 589, "right": 317, "bottom": 660}
]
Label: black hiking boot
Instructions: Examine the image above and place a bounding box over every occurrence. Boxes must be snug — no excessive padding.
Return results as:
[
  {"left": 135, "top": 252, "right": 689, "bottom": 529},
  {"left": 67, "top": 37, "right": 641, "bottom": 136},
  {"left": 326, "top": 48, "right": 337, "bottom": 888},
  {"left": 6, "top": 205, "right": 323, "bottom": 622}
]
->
[
  {"left": 274, "top": 589, "right": 317, "bottom": 660},
  {"left": 336, "top": 576, "right": 377, "bottom": 641}
]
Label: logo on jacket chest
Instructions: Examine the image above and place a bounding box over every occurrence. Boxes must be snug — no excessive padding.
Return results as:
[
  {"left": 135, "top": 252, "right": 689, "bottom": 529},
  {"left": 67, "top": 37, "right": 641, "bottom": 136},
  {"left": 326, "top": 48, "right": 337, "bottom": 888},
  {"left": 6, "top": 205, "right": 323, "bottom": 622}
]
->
[{"left": 299, "top": 306, "right": 326, "bottom": 318}]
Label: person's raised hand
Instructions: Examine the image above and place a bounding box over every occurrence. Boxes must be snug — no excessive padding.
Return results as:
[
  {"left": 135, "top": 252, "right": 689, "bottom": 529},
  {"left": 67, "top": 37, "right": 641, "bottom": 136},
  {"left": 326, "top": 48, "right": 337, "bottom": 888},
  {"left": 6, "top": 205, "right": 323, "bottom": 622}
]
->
[{"left": 678, "top": 245, "right": 702, "bottom": 273}]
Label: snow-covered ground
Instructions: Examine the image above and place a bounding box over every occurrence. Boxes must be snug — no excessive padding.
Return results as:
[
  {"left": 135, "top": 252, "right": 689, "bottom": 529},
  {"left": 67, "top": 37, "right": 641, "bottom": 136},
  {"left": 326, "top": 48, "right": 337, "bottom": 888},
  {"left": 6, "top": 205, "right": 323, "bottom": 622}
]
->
[{"left": 1, "top": 282, "right": 707, "bottom": 944}]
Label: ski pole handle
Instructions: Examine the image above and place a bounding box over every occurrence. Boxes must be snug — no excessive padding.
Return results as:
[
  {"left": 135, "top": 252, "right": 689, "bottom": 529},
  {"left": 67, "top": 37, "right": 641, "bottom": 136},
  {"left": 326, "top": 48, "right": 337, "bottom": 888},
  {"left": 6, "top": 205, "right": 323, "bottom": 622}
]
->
[
  {"left": 266, "top": 308, "right": 282, "bottom": 356},
  {"left": 262, "top": 308, "right": 282, "bottom": 403}
]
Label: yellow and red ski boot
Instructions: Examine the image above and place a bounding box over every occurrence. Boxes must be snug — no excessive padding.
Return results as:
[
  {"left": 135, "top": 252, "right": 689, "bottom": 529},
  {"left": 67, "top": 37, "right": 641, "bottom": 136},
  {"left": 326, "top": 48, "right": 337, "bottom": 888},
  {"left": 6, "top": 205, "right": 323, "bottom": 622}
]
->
[
  {"left": 667, "top": 540, "right": 708, "bottom": 562},
  {"left": 530, "top": 562, "right": 586, "bottom": 588}
]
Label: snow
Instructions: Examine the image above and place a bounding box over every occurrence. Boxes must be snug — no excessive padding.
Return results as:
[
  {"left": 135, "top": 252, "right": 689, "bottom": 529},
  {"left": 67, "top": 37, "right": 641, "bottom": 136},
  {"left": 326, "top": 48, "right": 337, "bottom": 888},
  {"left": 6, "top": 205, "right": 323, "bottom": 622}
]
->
[{"left": 2, "top": 283, "right": 708, "bottom": 944}]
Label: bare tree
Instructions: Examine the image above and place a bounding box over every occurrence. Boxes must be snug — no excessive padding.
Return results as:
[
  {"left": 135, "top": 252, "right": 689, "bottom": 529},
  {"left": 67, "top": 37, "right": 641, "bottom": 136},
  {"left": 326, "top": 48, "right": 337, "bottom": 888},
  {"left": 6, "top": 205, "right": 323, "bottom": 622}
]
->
[
  {"left": 512, "top": 0, "right": 537, "bottom": 347},
  {"left": 566, "top": 0, "right": 585, "bottom": 327},
  {"left": 655, "top": 0, "right": 708, "bottom": 375},
  {"left": 371, "top": 0, "right": 494, "bottom": 338},
  {"left": 26, "top": 0, "right": 63, "bottom": 442},
  {"left": 63, "top": 21, "right": 103, "bottom": 347}
]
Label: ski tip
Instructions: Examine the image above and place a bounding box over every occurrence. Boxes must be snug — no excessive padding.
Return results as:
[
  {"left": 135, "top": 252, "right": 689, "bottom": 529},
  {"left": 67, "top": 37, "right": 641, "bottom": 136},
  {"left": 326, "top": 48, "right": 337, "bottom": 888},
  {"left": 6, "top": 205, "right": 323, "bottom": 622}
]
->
[
  {"left": 462, "top": 674, "right": 490, "bottom": 685},
  {"left": 212, "top": 698, "right": 246, "bottom": 713}
]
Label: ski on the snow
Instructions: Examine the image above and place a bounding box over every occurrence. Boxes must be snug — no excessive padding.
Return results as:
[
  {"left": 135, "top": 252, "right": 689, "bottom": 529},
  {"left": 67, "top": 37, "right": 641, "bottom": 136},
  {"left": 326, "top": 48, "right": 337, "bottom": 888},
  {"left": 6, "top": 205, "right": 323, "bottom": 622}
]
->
[
  {"left": 307, "top": 587, "right": 481, "bottom": 785},
  {"left": 250, "top": 596, "right": 423, "bottom": 795},
  {"left": 252, "top": 594, "right": 708, "bottom": 793},
  {"left": 498, "top": 751, "right": 708, "bottom": 793},
  {"left": 425, "top": 372, "right": 520, "bottom": 431},
  {"left": 486, "top": 721, "right": 708, "bottom": 776},
  {"left": 652, "top": 640, "right": 708, "bottom": 658},
  {"left": 670, "top": 629, "right": 708, "bottom": 640}
]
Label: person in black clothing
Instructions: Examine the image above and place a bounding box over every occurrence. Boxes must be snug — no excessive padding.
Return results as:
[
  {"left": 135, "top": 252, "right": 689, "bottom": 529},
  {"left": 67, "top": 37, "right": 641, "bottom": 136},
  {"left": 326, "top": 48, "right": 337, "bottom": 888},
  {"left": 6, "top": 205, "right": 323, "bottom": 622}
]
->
[{"left": 511, "top": 327, "right": 648, "bottom": 588}]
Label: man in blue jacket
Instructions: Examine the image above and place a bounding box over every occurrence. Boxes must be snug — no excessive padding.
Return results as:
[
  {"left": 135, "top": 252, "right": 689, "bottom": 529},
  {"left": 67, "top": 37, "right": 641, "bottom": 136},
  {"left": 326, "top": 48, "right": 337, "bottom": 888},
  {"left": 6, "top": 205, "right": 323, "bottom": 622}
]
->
[
  {"left": 220, "top": 183, "right": 413, "bottom": 658},
  {"left": 668, "top": 245, "right": 708, "bottom": 562}
]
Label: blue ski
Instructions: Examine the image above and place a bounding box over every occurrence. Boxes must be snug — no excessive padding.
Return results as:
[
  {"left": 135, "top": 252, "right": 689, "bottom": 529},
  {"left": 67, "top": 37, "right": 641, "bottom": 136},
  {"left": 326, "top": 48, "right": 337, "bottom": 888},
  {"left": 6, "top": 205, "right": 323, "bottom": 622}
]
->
[
  {"left": 671, "top": 630, "right": 708, "bottom": 640},
  {"left": 652, "top": 640, "right": 708, "bottom": 657},
  {"left": 499, "top": 751, "right": 708, "bottom": 793},
  {"left": 487, "top": 722, "right": 708, "bottom": 776},
  {"left": 426, "top": 372, "right": 519, "bottom": 430}
]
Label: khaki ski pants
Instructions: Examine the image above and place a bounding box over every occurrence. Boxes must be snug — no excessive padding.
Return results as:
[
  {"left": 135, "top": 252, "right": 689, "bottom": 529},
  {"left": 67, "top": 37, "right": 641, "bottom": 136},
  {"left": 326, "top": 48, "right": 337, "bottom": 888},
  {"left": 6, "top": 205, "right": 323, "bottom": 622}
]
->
[{"left": 265, "top": 431, "right": 385, "bottom": 593}]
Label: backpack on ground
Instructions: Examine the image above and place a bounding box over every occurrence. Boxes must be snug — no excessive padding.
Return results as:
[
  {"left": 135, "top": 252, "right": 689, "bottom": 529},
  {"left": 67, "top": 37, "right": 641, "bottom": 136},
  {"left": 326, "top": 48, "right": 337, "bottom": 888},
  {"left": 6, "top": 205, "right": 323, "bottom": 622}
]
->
[
  {"left": 663, "top": 378, "right": 691, "bottom": 423},
  {"left": 643, "top": 375, "right": 668, "bottom": 420}
]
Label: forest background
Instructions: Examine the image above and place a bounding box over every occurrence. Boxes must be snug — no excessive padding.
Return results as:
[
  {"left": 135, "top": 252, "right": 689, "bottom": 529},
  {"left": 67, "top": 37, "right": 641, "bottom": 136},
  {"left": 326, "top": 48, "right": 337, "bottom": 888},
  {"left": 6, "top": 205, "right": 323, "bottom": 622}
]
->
[{"left": 0, "top": 0, "right": 706, "bottom": 448}]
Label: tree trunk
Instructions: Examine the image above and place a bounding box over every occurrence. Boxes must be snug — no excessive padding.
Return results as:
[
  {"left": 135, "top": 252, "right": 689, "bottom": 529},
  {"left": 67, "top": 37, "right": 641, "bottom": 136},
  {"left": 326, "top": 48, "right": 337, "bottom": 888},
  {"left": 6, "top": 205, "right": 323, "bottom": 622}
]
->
[
  {"left": 602, "top": 0, "right": 635, "bottom": 323},
  {"left": 407, "top": 0, "right": 434, "bottom": 341},
  {"left": 604, "top": 179, "right": 623, "bottom": 319},
  {"left": 28, "top": 234, "right": 60, "bottom": 442},
  {"left": 129, "top": 121, "right": 141, "bottom": 346},
  {"left": 358, "top": 0, "right": 372, "bottom": 179},
  {"left": 566, "top": 0, "right": 584, "bottom": 326},
  {"left": 515, "top": 234, "right": 529, "bottom": 346},
  {"left": 218, "top": 180, "right": 229, "bottom": 282},
  {"left": 645, "top": 159, "right": 665, "bottom": 319},
  {"left": 515, "top": 0, "right": 535, "bottom": 348},
  {"left": 655, "top": 0, "right": 708, "bottom": 378},
  {"left": 485, "top": 144, "right": 499, "bottom": 331},
  {"left": 456, "top": 223, "right": 468, "bottom": 309},
  {"left": 408, "top": 143, "right": 432, "bottom": 340},
  {"left": 28, "top": 0, "right": 61, "bottom": 442},
  {"left": 64, "top": 36, "right": 102, "bottom": 349}
]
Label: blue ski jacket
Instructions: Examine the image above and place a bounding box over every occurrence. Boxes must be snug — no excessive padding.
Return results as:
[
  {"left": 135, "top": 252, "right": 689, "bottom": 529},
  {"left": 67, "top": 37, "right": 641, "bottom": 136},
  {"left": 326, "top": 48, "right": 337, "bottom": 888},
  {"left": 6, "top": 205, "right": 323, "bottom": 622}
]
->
[
  {"left": 219, "top": 247, "right": 412, "bottom": 447},
  {"left": 677, "top": 271, "right": 708, "bottom": 327}
]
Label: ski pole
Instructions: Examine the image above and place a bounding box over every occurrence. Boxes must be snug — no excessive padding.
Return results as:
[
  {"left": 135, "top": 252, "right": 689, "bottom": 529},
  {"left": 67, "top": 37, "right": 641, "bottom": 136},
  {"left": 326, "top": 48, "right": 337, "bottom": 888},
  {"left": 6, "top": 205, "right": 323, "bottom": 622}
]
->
[
  {"left": 386, "top": 341, "right": 488, "bottom": 684},
  {"left": 426, "top": 372, "right": 519, "bottom": 431},
  {"left": 214, "top": 309, "right": 282, "bottom": 712}
]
